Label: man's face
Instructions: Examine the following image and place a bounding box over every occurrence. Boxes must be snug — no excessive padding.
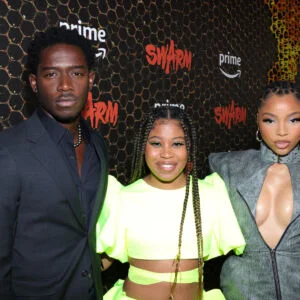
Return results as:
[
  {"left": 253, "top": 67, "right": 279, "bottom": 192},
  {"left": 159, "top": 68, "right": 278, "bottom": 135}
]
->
[{"left": 29, "top": 43, "right": 95, "bottom": 123}]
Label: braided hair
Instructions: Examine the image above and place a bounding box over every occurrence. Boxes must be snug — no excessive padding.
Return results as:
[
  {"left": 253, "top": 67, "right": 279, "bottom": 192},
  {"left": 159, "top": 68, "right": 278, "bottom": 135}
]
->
[
  {"left": 130, "top": 105, "right": 204, "bottom": 300},
  {"left": 259, "top": 81, "right": 300, "bottom": 108}
]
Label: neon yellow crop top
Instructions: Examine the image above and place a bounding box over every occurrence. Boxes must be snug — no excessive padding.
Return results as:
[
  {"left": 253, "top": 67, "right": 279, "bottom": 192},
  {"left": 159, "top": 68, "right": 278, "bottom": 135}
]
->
[{"left": 96, "top": 173, "right": 245, "bottom": 263}]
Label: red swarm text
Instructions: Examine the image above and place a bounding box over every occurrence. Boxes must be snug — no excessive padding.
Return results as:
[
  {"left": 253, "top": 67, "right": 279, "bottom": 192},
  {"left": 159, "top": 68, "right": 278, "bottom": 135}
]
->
[
  {"left": 145, "top": 40, "right": 192, "bottom": 74},
  {"left": 214, "top": 100, "right": 247, "bottom": 129},
  {"left": 82, "top": 92, "right": 119, "bottom": 128}
]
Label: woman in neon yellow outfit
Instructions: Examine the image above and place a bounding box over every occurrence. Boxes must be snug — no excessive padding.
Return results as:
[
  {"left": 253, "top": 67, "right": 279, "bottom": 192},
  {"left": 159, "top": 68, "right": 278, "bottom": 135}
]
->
[{"left": 97, "top": 105, "right": 245, "bottom": 300}]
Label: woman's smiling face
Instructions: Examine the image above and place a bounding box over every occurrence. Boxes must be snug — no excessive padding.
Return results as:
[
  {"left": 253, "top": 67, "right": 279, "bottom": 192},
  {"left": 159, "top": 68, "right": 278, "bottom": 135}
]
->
[{"left": 144, "top": 118, "right": 188, "bottom": 190}]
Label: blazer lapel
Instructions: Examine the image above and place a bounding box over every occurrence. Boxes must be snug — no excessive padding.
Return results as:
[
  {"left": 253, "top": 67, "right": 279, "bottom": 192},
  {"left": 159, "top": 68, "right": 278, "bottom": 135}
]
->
[
  {"left": 26, "top": 112, "right": 85, "bottom": 228},
  {"left": 236, "top": 161, "right": 270, "bottom": 216},
  {"left": 289, "top": 164, "right": 300, "bottom": 220},
  {"left": 237, "top": 148, "right": 300, "bottom": 221}
]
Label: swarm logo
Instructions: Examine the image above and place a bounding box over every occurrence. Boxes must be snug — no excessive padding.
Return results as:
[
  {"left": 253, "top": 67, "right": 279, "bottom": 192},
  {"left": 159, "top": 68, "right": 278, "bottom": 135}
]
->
[
  {"left": 82, "top": 92, "right": 119, "bottom": 128},
  {"left": 219, "top": 52, "right": 242, "bottom": 79},
  {"left": 145, "top": 40, "right": 192, "bottom": 74},
  {"left": 214, "top": 100, "right": 247, "bottom": 129},
  {"left": 59, "top": 20, "right": 107, "bottom": 59}
]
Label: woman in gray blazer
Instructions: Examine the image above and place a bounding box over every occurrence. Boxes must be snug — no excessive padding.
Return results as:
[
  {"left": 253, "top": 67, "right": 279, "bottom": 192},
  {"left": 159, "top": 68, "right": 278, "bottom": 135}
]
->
[{"left": 209, "top": 81, "right": 300, "bottom": 300}]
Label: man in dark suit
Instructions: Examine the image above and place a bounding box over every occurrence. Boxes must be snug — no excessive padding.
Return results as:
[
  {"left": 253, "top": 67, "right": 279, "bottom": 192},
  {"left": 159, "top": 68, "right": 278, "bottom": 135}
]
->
[{"left": 0, "top": 27, "right": 108, "bottom": 300}]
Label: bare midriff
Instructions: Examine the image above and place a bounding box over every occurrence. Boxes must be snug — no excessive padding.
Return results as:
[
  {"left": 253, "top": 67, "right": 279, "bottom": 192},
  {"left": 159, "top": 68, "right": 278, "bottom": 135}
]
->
[
  {"left": 256, "top": 163, "right": 293, "bottom": 249},
  {"left": 123, "top": 258, "right": 200, "bottom": 300}
]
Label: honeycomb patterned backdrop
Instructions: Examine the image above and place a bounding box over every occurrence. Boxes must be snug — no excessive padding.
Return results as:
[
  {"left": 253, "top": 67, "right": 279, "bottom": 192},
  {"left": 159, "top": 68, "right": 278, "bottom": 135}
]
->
[
  {"left": 0, "top": 0, "right": 299, "bottom": 291},
  {"left": 264, "top": 0, "right": 300, "bottom": 83}
]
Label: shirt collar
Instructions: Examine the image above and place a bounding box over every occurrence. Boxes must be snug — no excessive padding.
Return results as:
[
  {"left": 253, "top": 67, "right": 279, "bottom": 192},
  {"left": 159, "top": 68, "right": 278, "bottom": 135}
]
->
[{"left": 37, "top": 107, "right": 91, "bottom": 145}]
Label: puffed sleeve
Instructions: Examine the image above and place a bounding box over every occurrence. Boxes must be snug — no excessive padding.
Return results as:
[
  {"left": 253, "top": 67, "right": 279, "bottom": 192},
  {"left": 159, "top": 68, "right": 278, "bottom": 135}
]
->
[
  {"left": 202, "top": 173, "right": 245, "bottom": 261},
  {"left": 96, "top": 175, "right": 128, "bottom": 263}
]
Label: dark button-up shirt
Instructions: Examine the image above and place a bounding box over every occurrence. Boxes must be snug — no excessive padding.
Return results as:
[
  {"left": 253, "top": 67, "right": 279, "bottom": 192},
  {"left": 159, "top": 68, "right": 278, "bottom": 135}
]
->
[{"left": 37, "top": 108, "right": 100, "bottom": 299}]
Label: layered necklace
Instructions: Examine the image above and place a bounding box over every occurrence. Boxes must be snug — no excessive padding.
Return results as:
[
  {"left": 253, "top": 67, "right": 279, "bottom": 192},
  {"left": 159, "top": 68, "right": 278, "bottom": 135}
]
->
[{"left": 73, "top": 123, "right": 83, "bottom": 148}]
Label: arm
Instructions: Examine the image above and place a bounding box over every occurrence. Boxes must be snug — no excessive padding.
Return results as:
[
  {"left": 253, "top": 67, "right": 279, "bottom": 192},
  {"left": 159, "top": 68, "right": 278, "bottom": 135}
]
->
[
  {"left": 96, "top": 175, "right": 128, "bottom": 263},
  {"left": 100, "top": 253, "right": 114, "bottom": 271},
  {"left": 0, "top": 146, "right": 20, "bottom": 298}
]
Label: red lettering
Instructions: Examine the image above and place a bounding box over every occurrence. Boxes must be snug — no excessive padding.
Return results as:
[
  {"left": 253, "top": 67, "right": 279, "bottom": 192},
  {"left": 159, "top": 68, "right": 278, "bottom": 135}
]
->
[
  {"left": 213, "top": 100, "right": 247, "bottom": 130},
  {"left": 105, "top": 101, "right": 118, "bottom": 126},
  {"left": 166, "top": 40, "right": 175, "bottom": 74},
  {"left": 82, "top": 93, "right": 119, "bottom": 128},
  {"left": 94, "top": 102, "right": 107, "bottom": 128},
  {"left": 175, "top": 50, "right": 184, "bottom": 70},
  {"left": 82, "top": 92, "right": 96, "bottom": 127},
  {"left": 145, "top": 40, "right": 193, "bottom": 74},
  {"left": 241, "top": 107, "right": 247, "bottom": 124},
  {"left": 145, "top": 44, "right": 157, "bottom": 65},
  {"left": 159, "top": 45, "right": 168, "bottom": 71},
  {"left": 184, "top": 50, "right": 192, "bottom": 70}
]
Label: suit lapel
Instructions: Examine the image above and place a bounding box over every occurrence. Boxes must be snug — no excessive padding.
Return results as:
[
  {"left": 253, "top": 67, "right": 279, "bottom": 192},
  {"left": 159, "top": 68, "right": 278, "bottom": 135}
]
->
[{"left": 26, "top": 112, "right": 85, "bottom": 228}]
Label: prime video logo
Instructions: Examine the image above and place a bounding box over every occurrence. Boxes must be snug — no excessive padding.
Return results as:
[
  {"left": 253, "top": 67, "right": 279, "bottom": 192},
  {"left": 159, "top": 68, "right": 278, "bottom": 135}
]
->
[
  {"left": 219, "top": 52, "right": 241, "bottom": 79},
  {"left": 59, "top": 20, "right": 107, "bottom": 59},
  {"left": 154, "top": 99, "right": 185, "bottom": 110}
]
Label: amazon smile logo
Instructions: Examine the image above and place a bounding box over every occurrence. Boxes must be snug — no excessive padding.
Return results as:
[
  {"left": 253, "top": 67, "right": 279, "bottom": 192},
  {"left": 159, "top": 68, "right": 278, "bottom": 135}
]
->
[
  {"left": 59, "top": 20, "right": 107, "bottom": 59},
  {"left": 219, "top": 52, "right": 242, "bottom": 79}
]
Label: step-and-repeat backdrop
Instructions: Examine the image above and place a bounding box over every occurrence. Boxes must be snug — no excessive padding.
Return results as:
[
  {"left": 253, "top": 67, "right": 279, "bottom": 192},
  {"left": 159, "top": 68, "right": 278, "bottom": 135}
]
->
[
  {"left": 1, "top": 0, "right": 299, "bottom": 180},
  {"left": 0, "top": 0, "right": 299, "bottom": 290}
]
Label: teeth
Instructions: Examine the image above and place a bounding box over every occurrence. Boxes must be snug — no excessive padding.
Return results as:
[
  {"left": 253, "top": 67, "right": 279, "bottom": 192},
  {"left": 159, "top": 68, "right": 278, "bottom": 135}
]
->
[{"left": 160, "top": 164, "right": 175, "bottom": 170}]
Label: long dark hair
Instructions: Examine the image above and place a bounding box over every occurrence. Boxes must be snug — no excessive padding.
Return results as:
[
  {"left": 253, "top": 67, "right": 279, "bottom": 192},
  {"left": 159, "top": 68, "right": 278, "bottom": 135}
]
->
[{"left": 130, "top": 105, "right": 203, "bottom": 300}]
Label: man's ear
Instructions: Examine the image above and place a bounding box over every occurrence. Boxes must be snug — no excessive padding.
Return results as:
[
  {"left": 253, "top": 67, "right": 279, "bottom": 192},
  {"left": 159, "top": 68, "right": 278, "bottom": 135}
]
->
[
  {"left": 29, "top": 73, "right": 38, "bottom": 93},
  {"left": 88, "top": 71, "right": 95, "bottom": 91}
]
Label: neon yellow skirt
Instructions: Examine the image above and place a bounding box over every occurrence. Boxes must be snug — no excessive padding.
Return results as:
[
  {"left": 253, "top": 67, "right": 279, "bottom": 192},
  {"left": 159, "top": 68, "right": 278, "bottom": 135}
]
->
[{"left": 104, "top": 279, "right": 133, "bottom": 300}]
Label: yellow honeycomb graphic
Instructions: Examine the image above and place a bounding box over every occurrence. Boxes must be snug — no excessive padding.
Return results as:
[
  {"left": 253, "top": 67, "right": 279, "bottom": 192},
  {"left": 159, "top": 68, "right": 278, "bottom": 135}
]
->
[{"left": 264, "top": 0, "right": 300, "bottom": 82}]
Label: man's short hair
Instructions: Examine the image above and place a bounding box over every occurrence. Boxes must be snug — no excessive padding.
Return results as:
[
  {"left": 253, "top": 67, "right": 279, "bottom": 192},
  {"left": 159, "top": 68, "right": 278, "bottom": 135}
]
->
[{"left": 27, "top": 26, "right": 96, "bottom": 75}]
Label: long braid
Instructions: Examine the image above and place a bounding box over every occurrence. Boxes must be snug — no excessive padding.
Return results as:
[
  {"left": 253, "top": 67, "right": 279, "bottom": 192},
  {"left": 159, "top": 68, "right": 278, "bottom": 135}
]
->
[
  {"left": 169, "top": 110, "right": 203, "bottom": 300},
  {"left": 170, "top": 160, "right": 191, "bottom": 298},
  {"left": 190, "top": 118, "right": 204, "bottom": 300},
  {"left": 169, "top": 111, "right": 191, "bottom": 297},
  {"left": 129, "top": 113, "right": 155, "bottom": 183},
  {"left": 129, "top": 125, "right": 142, "bottom": 182}
]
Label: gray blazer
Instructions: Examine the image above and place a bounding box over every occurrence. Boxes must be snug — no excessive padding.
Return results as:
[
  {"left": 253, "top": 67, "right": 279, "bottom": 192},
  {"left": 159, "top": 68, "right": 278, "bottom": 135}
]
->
[
  {"left": 209, "top": 143, "right": 300, "bottom": 300},
  {"left": 0, "top": 110, "right": 108, "bottom": 300}
]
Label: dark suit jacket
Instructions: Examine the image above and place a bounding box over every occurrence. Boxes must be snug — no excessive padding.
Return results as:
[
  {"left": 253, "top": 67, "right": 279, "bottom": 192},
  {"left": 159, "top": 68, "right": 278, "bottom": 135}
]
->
[{"left": 0, "top": 110, "right": 108, "bottom": 300}]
